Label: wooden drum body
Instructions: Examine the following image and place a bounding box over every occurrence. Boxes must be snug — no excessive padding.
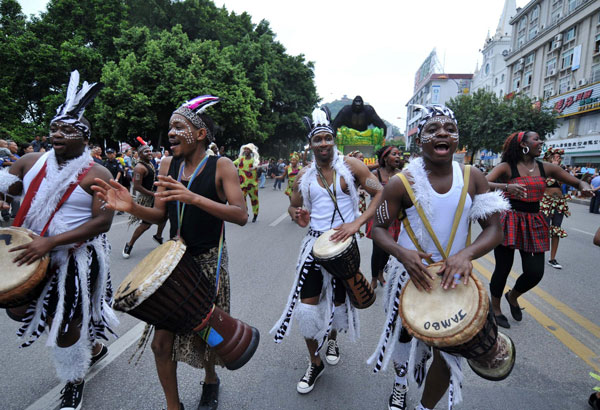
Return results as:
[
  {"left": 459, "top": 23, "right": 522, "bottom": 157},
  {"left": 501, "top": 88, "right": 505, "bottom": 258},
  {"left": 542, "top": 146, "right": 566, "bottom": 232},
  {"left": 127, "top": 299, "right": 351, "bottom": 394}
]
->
[
  {"left": 399, "top": 263, "right": 515, "bottom": 381},
  {"left": 0, "top": 227, "right": 50, "bottom": 308},
  {"left": 312, "top": 229, "right": 375, "bottom": 309},
  {"left": 114, "top": 240, "right": 259, "bottom": 371}
]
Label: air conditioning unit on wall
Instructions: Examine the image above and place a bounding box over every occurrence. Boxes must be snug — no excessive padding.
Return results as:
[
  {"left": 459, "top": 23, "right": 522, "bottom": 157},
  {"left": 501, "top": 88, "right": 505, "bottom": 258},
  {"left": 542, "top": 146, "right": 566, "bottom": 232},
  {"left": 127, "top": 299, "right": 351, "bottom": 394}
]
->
[
  {"left": 518, "top": 58, "right": 525, "bottom": 64},
  {"left": 550, "top": 69, "right": 556, "bottom": 76},
  {"left": 579, "top": 79, "right": 588, "bottom": 86},
  {"left": 555, "top": 33, "right": 563, "bottom": 41},
  {"left": 553, "top": 41, "right": 562, "bottom": 50}
]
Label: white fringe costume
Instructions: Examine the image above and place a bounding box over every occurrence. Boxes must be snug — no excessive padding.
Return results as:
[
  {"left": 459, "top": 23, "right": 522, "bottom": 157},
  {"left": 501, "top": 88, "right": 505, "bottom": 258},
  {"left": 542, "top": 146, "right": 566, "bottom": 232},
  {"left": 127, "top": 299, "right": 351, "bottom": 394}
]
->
[
  {"left": 15, "top": 149, "right": 118, "bottom": 382},
  {"left": 367, "top": 157, "right": 509, "bottom": 410},
  {"left": 270, "top": 149, "right": 360, "bottom": 351}
]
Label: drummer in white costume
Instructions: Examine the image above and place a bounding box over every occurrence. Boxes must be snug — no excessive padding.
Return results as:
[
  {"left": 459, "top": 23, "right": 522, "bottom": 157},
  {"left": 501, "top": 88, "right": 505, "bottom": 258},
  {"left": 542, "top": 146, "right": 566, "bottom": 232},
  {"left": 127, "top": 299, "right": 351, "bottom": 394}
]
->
[
  {"left": 0, "top": 70, "right": 117, "bottom": 410},
  {"left": 368, "top": 104, "right": 509, "bottom": 410},
  {"left": 271, "top": 107, "right": 384, "bottom": 394}
]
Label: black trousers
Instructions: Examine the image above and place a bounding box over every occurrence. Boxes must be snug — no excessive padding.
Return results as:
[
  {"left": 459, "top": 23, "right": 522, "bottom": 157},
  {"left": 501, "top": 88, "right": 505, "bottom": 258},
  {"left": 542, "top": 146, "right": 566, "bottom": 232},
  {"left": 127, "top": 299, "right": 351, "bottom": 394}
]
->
[{"left": 489, "top": 244, "right": 545, "bottom": 298}]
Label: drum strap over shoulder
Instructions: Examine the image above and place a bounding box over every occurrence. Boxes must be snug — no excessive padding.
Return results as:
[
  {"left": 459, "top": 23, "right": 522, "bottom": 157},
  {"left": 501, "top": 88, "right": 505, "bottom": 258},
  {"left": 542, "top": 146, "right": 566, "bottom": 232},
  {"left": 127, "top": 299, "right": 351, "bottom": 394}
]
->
[{"left": 397, "top": 166, "right": 471, "bottom": 260}]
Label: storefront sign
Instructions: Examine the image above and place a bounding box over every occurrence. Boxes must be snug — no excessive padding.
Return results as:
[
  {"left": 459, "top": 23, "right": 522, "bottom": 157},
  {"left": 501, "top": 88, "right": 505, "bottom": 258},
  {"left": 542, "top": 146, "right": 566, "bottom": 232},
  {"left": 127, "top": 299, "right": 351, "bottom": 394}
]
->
[
  {"left": 545, "top": 82, "right": 600, "bottom": 118},
  {"left": 545, "top": 135, "right": 600, "bottom": 154}
]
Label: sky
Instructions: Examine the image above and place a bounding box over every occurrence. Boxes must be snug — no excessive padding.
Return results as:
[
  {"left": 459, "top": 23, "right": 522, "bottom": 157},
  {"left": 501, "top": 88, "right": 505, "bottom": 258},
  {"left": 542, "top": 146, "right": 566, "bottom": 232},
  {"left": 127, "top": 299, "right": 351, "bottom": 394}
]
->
[{"left": 19, "top": 0, "right": 529, "bottom": 132}]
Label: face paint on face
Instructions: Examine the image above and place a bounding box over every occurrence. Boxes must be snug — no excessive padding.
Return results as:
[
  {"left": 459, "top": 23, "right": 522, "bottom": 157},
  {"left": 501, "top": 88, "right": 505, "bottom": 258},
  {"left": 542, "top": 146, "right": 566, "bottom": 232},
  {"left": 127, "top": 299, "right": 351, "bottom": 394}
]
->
[
  {"left": 419, "top": 116, "right": 459, "bottom": 144},
  {"left": 49, "top": 121, "right": 84, "bottom": 140},
  {"left": 310, "top": 132, "right": 335, "bottom": 162}
]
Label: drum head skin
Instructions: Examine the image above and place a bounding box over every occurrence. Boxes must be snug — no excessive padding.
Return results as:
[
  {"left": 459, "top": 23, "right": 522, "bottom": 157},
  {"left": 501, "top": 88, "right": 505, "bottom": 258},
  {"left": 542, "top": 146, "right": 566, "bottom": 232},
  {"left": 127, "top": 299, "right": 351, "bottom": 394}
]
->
[
  {"left": 0, "top": 227, "right": 43, "bottom": 293},
  {"left": 312, "top": 229, "right": 353, "bottom": 259},
  {"left": 114, "top": 240, "right": 186, "bottom": 312},
  {"left": 400, "top": 262, "right": 488, "bottom": 347}
]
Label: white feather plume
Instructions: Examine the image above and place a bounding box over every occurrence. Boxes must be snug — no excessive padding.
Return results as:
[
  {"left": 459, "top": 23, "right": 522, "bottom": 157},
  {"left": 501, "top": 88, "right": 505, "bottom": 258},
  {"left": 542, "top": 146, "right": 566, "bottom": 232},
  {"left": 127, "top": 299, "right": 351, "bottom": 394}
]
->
[{"left": 311, "top": 108, "right": 330, "bottom": 126}]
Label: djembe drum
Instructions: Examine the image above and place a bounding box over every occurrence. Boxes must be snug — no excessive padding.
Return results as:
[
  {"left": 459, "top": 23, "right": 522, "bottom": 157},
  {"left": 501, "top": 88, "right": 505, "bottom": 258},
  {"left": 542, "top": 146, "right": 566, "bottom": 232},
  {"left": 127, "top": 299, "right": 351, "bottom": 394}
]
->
[
  {"left": 114, "top": 240, "right": 259, "bottom": 371},
  {"left": 399, "top": 263, "right": 515, "bottom": 381},
  {"left": 0, "top": 227, "right": 50, "bottom": 308},
  {"left": 312, "top": 229, "right": 375, "bottom": 309}
]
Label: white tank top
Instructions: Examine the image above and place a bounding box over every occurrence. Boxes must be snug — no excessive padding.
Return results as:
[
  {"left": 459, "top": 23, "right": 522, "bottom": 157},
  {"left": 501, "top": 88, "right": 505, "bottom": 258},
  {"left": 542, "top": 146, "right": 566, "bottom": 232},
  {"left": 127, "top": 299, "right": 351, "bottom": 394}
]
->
[
  {"left": 22, "top": 153, "right": 93, "bottom": 235},
  {"left": 309, "top": 172, "right": 356, "bottom": 232},
  {"left": 397, "top": 162, "right": 472, "bottom": 263}
]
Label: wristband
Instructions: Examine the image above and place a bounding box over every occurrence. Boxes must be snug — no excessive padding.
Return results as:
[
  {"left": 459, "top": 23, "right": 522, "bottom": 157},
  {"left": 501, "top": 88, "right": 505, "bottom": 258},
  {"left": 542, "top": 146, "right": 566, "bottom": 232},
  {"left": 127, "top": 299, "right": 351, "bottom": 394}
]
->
[{"left": 504, "top": 183, "right": 508, "bottom": 192}]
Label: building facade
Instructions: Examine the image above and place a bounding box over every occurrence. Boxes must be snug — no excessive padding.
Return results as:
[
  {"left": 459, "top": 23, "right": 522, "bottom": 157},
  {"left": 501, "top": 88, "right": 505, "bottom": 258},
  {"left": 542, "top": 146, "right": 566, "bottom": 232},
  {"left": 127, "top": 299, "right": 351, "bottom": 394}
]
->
[
  {"left": 505, "top": 0, "right": 600, "bottom": 165},
  {"left": 472, "top": 0, "right": 518, "bottom": 97},
  {"left": 405, "top": 73, "right": 473, "bottom": 150}
]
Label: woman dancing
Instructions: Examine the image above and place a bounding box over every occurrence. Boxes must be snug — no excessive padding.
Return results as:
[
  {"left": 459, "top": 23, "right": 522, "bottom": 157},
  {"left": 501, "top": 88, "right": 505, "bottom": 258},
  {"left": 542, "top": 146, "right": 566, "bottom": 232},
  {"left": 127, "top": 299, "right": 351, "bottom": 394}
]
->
[{"left": 486, "top": 131, "right": 592, "bottom": 328}]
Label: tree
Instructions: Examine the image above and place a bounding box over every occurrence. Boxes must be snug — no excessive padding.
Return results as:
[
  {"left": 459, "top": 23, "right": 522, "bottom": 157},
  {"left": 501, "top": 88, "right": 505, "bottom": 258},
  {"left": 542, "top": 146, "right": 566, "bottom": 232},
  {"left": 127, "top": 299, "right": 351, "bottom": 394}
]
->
[
  {"left": 447, "top": 89, "right": 558, "bottom": 163},
  {"left": 94, "top": 25, "right": 262, "bottom": 148}
]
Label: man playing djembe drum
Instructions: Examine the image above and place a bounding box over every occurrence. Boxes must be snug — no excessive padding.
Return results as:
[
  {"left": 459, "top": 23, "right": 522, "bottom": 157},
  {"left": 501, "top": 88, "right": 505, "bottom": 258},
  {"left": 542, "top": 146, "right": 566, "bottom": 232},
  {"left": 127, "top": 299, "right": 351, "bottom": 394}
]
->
[
  {"left": 271, "top": 107, "right": 384, "bottom": 394},
  {"left": 0, "top": 70, "right": 117, "bottom": 410},
  {"left": 368, "top": 104, "right": 509, "bottom": 410},
  {"left": 92, "top": 95, "right": 247, "bottom": 410}
]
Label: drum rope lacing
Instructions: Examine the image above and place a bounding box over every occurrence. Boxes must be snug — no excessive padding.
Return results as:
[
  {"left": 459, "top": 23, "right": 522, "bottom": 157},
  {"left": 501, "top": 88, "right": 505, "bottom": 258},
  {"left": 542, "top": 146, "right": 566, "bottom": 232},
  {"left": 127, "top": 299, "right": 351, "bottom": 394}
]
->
[{"left": 176, "top": 155, "right": 225, "bottom": 301}]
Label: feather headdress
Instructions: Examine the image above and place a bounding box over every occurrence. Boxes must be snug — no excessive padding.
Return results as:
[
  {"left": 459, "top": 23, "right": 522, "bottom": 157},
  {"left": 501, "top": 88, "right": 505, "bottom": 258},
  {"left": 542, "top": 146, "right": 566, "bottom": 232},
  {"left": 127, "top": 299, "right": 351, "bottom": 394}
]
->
[
  {"left": 303, "top": 107, "right": 334, "bottom": 140},
  {"left": 51, "top": 70, "right": 103, "bottom": 138},
  {"left": 173, "top": 95, "right": 220, "bottom": 142},
  {"left": 410, "top": 104, "right": 456, "bottom": 137}
]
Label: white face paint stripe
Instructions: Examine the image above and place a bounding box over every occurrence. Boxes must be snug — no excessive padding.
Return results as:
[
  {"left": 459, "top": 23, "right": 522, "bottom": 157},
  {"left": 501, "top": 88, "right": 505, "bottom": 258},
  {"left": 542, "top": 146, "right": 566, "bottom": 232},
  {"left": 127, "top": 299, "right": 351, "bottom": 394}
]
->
[{"left": 376, "top": 200, "right": 390, "bottom": 224}]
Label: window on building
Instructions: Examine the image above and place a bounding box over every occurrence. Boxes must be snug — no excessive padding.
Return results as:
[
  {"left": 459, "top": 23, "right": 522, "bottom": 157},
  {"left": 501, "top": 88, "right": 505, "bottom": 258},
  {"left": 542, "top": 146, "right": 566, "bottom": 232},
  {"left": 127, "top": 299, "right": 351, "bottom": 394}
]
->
[
  {"left": 564, "top": 26, "right": 576, "bottom": 42},
  {"left": 524, "top": 71, "right": 533, "bottom": 86},
  {"left": 552, "top": 0, "right": 563, "bottom": 10},
  {"left": 546, "top": 58, "right": 557, "bottom": 76},
  {"left": 499, "top": 89, "right": 504, "bottom": 97},
  {"left": 495, "top": 77, "right": 499, "bottom": 86},
  {"left": 560, "top": 48, "right": 574, "bottom": 69},
  {"left": 551, "top": 11, "right": 562, "bottom": 23},
  {"left": 513, "top": 76, "right": 521, "bottom": 91},
  {"left": 559, "top": 76, "right": 570, "bottom": 93},
  {"left": 525, "top": 53, "right": 535, "bottom": 66},
  {"left": 543, "top": 84, "right": 554, "bottom": 99},
  {"left": 531, "top": 5, "right": 540, "bottom": 22},
  {"left": 518, "top": 17, "right": 527, "bottom": 32},
  {"left": 592, "top": 63, "right": 600, "bottom": 83},
  {"left": 595, "top": 34, "right": 600, "bottom": 54},
  {"left": 568, "top": 0, "right": 578, "bottom": 13},
  {"left": 501, "top": 73, "right": 505, "bottom": 83},
  {"left": 528, "top": 26, "right": 538, "bottom": 41}
]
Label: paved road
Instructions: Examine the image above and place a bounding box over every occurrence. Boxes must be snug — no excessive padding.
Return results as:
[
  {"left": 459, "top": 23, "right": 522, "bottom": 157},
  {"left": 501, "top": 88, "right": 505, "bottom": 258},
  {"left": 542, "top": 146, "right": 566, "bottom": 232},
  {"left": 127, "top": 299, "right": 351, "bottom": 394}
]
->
[{"left": 1, "top": 187, "right": 599, "bottom": 409}]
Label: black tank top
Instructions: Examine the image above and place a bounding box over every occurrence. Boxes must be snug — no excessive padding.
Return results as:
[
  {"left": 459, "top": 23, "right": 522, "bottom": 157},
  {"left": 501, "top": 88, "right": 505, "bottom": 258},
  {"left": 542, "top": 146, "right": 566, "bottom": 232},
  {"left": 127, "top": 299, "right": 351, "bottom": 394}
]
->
[
  {"left": 140, "top": 162, "right": 156, "bottom": 192},
  {"left": 167, "top": 156, "right": 224, "bottom": 255}
]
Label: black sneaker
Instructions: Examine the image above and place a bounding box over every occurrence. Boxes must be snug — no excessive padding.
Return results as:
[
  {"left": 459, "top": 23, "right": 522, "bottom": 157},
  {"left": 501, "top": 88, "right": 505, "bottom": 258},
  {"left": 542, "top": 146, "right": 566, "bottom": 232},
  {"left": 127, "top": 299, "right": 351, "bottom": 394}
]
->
[
  {"left": 548, "top": 259, "right": 562, "bottom": 269},
  {"left": 122, "top": 243, "right": 132, "bottom": 259},
  {"left": 325, "top": 339, "right": 340, "bottom": 365},
  {"left": 60, "top": 380, "right": 84, "bottom": 410},
  {"left": 90, "top": 343, "right": 108, "bottom": 368},
  {"left": 197, "top": 377, "right": 219, "bottom": 410},
  {"left": 297, "top": 361, "right": 324, "bottom": 394},
  {"left": 153, "top": 235, "right": 164, "bottom": 245},
  {"left": 252, "top": 215, "right": 258, "bottom": 223},
  {"left": 388, "top": 383, "right": 408, "bottom": 410}
]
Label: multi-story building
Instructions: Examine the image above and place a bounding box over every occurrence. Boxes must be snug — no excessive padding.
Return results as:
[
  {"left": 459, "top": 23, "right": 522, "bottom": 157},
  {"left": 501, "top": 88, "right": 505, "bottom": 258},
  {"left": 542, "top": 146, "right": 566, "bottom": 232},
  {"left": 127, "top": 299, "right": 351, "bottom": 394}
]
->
[
  {"left": 405, "top": 50, "right": 473, "bottom": 150},
  {"left": 505, "top": 0, "right": 600, "bottom": 165},
  {"left": 472, "top": 0, "right": 518, "bottom": 97}
]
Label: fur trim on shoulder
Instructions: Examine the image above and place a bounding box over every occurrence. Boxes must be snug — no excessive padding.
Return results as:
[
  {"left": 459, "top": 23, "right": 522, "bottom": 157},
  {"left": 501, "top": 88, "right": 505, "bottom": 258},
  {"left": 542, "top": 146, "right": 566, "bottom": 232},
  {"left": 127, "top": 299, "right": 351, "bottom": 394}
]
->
[
  {"left": 468, "top": 190, "right": 510, "bottom": 221},
  {"left": 0, "top": 167, "right": 22, "bottom": 194}
]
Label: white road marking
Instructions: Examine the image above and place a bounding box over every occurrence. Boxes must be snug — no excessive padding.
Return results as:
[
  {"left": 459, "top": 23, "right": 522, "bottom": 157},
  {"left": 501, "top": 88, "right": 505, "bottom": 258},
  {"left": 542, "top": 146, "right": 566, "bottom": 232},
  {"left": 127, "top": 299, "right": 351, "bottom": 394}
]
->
[
  {"left": 25, "top": 322, "right": 146, "bottom": 410},
  {"left": 269, "top": 211, "right": 289, "bottom": 227},
  {"left": 112, "top": 219, "right": 129, "bottom": 226},
  {"left": 571, "top": 227, "right": 594, "bottom": 236}
]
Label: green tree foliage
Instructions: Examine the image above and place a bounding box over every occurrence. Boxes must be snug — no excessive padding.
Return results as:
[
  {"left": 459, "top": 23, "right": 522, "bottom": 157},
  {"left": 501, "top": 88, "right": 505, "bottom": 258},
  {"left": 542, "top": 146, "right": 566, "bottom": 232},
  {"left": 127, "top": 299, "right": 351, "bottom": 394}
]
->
[
  {"left": 0, "top": 0, "right": 318, "bottom": 150},
  {"left": 447, "top": 89, "right": 558, "bottom": 163}
]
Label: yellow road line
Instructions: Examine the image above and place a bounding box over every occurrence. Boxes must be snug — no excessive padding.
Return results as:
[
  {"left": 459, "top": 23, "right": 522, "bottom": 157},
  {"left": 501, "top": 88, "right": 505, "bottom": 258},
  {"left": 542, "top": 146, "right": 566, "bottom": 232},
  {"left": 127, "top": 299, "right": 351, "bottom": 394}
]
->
[
  {"left": 473, "top": 260, "right": 600, "bottom": 372},
  {"left": 482, "top": 253, "right": 600, "bottom": 340}
]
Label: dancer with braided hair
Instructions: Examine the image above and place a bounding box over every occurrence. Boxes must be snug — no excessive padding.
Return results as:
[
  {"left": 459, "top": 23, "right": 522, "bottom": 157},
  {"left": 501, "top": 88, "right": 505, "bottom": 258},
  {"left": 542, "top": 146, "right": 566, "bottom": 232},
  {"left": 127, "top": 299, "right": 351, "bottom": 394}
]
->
[{"left": 486, "top": 131, "right": 593, "bottom": 329}]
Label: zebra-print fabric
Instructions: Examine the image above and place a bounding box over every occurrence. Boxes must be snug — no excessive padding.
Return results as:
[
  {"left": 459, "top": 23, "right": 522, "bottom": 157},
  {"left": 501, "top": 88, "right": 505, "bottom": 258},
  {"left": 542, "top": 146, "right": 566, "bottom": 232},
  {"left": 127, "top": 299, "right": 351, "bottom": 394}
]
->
[
  {"left": 16, "top": 239, "right": 116, "bottom": 348},
  {"left": 372, "top": 284, "right": 401, "bottom": 373}
]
